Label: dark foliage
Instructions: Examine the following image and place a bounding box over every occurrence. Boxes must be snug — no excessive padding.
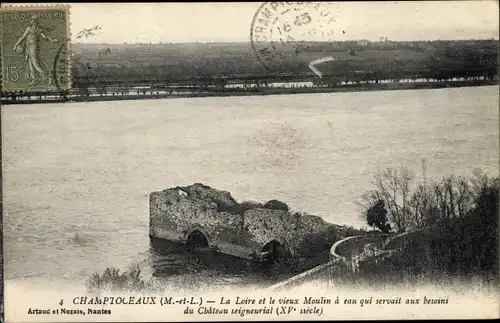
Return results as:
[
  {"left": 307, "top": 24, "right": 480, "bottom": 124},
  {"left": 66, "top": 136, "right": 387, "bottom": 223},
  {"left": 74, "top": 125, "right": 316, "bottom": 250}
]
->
[
  {"left": 263, "top": 199, "right": 290, "bottom": 212},
  {"left": 366, "top": 200, "right": 392, "bottom": 233},
  {"left": 225, "top": 201, "right": 263, "bottom": 215},
  {"left": 86, "top": 266, "right": 160, "bottom": 294}
]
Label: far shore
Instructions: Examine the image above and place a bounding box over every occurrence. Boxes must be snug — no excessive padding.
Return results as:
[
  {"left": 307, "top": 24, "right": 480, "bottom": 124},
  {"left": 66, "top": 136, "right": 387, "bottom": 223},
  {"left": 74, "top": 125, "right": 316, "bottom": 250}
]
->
[{"left": 1, "top": 79, "right": 497, "bottom": 105}]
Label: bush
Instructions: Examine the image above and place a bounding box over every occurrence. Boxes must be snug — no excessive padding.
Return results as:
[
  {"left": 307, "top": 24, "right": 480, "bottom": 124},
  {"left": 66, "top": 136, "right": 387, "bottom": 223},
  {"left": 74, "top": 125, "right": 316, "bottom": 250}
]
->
[
  {"left": 86, "top": 266, "right": 161, "bottom": 294},
  {"left": 366, "top": 200, "right": 392, "bottom": 233},
  {"left": 263, "top": 199, "right": 289, "bottom": 211},
  {"left": 214, "top": 198, "right": 289, "bottom": 215},
  {"left": 225, "top": 201, "right": 263, "bottom": 215}
]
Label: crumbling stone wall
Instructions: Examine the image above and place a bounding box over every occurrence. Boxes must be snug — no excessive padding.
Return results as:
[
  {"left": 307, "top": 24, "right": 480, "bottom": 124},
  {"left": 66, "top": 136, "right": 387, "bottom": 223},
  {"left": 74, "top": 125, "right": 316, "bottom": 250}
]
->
[
  {"left": 150, "top": 184, "right": 248, "bottom": 243},
  {"left": 149, "top": 183, "right": 360, "bottom": 261}
]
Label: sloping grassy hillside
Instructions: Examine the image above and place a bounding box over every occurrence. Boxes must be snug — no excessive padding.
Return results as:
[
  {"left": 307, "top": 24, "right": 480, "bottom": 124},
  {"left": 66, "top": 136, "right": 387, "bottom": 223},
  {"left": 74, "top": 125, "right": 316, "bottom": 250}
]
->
[{"left": 342, "top": 174, "right": 499, "bottom": 287}]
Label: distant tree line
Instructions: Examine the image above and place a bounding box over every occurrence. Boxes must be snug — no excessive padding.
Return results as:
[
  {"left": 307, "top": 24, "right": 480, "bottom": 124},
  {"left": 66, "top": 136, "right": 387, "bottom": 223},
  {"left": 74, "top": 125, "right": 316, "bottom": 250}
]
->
[
  {"left": 1, "top": 39, "right": 497, "bottom": 99},
  {"left": 66, "top": 39, "right": 497, "bottom": 90}
]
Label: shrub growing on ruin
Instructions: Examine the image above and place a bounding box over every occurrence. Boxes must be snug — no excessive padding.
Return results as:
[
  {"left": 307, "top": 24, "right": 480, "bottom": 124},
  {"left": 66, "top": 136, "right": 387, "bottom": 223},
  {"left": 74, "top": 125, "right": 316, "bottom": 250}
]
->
[
  {"left": 263, "top": 199, "right": 289, "bottom": 211},
  {"left": 226, "top": 201, "right": 263, "bottom": 215}
]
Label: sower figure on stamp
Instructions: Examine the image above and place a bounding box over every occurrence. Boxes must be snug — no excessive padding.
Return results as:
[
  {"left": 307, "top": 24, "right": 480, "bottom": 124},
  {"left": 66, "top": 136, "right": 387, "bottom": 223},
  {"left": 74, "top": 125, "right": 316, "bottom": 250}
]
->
[{"left": 12, "top": 15, "right": 59, "bottom": 86}]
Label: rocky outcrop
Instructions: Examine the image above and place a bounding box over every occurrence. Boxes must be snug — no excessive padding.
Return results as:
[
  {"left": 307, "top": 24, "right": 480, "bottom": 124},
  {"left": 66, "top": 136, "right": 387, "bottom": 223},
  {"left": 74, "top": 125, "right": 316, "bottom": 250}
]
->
[{"left": 149, "top": 183, "right": 364, "bottom": 262}]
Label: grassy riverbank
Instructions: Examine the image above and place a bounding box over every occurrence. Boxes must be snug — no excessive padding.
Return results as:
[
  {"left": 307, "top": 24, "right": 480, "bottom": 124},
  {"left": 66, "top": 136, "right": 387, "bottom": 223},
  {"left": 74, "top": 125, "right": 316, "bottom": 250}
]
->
[{"left": 330, "top": 168, "right": 499, "bottom": 288}]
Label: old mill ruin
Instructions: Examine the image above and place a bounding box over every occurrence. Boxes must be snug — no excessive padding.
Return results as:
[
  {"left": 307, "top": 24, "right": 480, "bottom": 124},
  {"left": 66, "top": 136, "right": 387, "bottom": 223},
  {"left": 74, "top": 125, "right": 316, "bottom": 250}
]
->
[{"left": 149, "top": 183, "right": 357, "bottom": 264}]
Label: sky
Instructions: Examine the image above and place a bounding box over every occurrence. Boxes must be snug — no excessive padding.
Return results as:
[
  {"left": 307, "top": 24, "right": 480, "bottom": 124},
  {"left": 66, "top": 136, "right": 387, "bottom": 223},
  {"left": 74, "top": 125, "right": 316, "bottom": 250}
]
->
[{"left": 2, "top": 1, "right": 499, "bottom": 43}]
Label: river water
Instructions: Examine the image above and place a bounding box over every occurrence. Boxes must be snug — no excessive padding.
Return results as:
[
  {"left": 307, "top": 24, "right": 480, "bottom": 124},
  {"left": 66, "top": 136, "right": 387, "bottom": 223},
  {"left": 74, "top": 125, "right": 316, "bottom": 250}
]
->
[{"left": 2, "top": 86, "right": 498, "bottom": 290}]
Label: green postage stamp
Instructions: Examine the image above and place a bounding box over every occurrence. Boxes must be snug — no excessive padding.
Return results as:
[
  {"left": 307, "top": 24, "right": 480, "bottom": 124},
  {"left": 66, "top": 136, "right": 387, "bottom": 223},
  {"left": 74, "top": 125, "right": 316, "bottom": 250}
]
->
[{"left": 0, "top": 5, "right": 71, "bottom": 92}]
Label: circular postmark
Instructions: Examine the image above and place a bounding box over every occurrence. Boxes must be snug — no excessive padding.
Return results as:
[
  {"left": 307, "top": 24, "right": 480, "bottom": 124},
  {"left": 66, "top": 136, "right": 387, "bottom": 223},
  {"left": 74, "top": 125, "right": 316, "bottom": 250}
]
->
[
  {"left": 53, "top": 37, "right": 72, "bottom": 93},
  {"left": 250, "top": 2, "right": 339, "bottom": 72}
]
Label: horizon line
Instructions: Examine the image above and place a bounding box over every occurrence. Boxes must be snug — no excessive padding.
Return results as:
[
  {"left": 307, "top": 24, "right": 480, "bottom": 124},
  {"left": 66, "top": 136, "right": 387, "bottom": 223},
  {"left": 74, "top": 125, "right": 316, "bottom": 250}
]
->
[{"left": 72, "top": 38, "right": 500, "bottom": 45}]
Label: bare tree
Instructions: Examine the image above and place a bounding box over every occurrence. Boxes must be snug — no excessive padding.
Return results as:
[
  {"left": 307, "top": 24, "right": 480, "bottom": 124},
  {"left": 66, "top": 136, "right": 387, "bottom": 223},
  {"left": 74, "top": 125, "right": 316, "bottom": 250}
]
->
[
  {"left": 374, "top": 168, "right": 413, "bottom": 232},
  {"left": 408, "top": 184, "right": 439, "bottom": 228},
  {"left": 471, "top": 168, "right": 493, "bottom": 195},
  {"left": 358, "top": 167, "right": 414, "bottom": 232},
  {"left": 432, "top": 175, "right": 474, "bottom": 220},
  {"left": 408, "top": 185, "right": 428, "bottom": 228},
  {"left": 453, "top": 176, "right": 474, "bottom": 218},
  {"left": 399, "top": 167, "right": 413, "bottom": 229}
]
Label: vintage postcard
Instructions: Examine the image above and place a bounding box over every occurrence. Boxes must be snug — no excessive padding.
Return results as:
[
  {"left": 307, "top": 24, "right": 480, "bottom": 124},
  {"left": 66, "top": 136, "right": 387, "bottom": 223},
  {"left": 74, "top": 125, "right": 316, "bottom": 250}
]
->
[{"left": 1, "top": 1, "right": 499, "bottom": 322}]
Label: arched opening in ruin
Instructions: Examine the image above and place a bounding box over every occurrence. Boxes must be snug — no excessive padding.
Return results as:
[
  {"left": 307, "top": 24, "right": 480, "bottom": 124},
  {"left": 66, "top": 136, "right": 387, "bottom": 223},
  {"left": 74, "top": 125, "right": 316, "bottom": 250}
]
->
[
  {"left": 261, "top": 240, "right": 287, "bottom": 263},
  {"left": 186, "top": 230, "right": 209, "bottom": 248}
]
